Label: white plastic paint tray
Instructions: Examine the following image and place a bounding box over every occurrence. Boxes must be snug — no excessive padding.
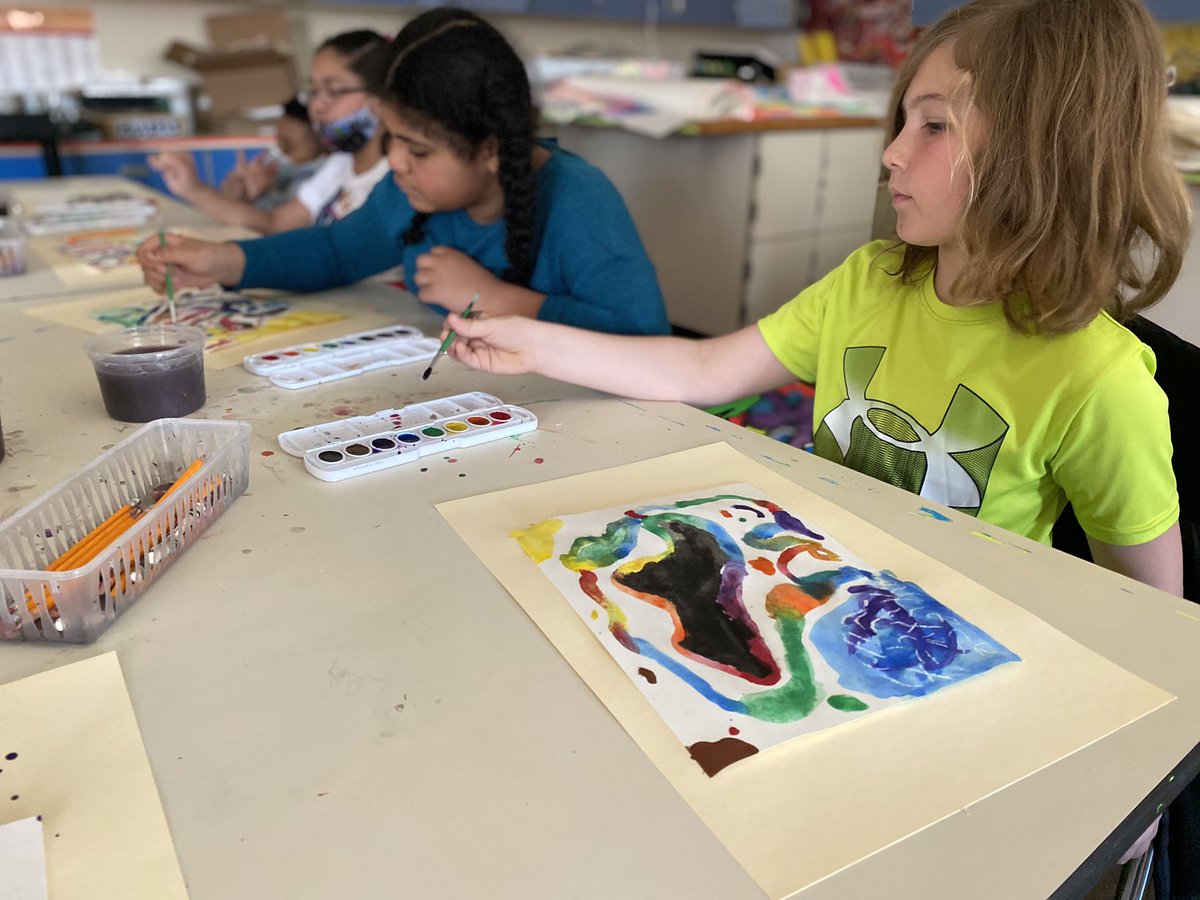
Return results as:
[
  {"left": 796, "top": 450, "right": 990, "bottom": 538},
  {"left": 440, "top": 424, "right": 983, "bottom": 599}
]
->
[
  {"left": 0, "top": 419, "right": 250, "bottom": 643},
  {"left": 243, "top": 324, "right": 440, "bottom": 389},
  {"left": 278, "top": 391, "right": 536, "bottom": 482}
]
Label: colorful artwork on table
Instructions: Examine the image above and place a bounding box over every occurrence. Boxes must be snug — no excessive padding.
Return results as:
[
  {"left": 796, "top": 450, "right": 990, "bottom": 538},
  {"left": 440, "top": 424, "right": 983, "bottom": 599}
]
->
[
  {"left": 56, "top": 227, "right": 144, "bottom": 271},
  {"left": 514, "top": 484, "right": 1019, "bottom": 776},
  {"left": 90, "top": 291, "right": 345, "bottom": 353}
]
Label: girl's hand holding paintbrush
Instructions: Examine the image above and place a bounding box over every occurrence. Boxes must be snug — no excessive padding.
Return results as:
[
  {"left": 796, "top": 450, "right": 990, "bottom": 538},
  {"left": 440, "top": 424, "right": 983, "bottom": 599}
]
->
[
  {"left": 135, "top": 234, "right": 247, "bottom": 295},
  {"left": 444, "top": 310, "right": 544, "bottom": 376}
]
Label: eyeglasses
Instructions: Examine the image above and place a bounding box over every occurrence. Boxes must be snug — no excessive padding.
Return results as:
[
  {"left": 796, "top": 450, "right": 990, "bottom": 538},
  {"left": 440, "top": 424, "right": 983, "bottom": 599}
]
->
[{"left": 299, "top": 86, "right": 368, "bottom": 104}]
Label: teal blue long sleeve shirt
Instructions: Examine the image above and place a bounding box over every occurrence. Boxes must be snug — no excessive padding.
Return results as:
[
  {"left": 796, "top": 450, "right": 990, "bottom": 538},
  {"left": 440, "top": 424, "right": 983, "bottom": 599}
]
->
[{"left": 235, "top": 145, "right": 670, "bottom": 336}]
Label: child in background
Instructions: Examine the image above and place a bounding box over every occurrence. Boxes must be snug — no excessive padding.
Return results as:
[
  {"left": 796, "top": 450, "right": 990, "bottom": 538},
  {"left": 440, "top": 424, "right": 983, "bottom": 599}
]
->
[
  {"left": 446, "top": 0, "right": 1189, "bottom": 598},
  {"left": 219, "top": 97, "right": 326, "bottom": 212},
  {"left": 137, "top": 9, "right": 668, "bottom": 335},
  {"left": 149, "top": 31, "right": 389, "bottom": 234}
]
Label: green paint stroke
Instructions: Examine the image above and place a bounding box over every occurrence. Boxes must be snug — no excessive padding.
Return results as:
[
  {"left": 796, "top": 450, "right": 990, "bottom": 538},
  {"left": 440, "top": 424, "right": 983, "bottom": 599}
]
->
[
  {"left": 827, "top": 694, "right": 869, "bottom": 712},
  {"left": 744, "top": 604, "right": 821, "bottom": 722},
  {"left": 561, "top": 516, "right": 642, "bottom": 571},
  {"left": 744, "top": 533, "right": 807, "bottom": 552}
]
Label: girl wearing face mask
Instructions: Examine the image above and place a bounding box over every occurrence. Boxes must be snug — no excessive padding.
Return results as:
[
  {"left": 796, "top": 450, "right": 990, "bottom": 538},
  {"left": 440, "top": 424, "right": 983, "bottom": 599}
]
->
[
  {"left": 149, "top": 30, "right": 389, "bottom": 235},
  {"left": 137, "top": 10, "right": 669, "bottom": 335}
]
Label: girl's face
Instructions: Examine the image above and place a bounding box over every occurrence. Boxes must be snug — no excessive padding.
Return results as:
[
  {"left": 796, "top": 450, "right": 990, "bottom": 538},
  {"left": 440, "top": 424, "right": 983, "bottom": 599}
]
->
[
  {"left": 377, "top": 103, "right": 503, "bottom": 223},
  {"left": 275, "top": 116, "right": 321, "bottom": 164},
  {"left": 304, "top": 48, "right": 370, "bottom": 126},
  {"left": 882, "top": 42, "right": 979, "bottom": 251}
]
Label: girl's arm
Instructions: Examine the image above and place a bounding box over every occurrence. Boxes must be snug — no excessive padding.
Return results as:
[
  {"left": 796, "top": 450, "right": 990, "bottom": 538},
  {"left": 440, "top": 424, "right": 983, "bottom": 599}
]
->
[
  {"left": 150, "top": 152, "right": 310, "bottom": 234},
  {"left": 447, "top": 313, "right": 795, "bottom": 408},
  {"left": 1087, "top": 522, "right": 1183, "bottom": 595}
]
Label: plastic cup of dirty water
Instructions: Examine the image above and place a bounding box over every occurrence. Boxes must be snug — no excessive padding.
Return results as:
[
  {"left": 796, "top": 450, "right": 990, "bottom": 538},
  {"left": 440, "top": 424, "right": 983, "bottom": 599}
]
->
[{"left": 85, "top": 324, "right": 207, "bottom": 423}]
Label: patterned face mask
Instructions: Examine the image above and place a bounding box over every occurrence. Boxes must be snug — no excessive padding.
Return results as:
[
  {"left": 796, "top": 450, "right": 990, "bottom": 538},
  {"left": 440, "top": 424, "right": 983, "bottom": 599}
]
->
[{"left": 317, "top": 106, "right": 379, "bottom": 154}]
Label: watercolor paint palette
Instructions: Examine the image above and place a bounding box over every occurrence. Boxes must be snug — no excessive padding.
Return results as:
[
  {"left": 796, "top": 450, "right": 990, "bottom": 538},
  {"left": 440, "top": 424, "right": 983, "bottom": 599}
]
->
[
  {"left": 277, "top": 391, "right": 537, "bottom": 482},
  {"left": 242, "top": 324, "right": 441, "bottom": 389}
]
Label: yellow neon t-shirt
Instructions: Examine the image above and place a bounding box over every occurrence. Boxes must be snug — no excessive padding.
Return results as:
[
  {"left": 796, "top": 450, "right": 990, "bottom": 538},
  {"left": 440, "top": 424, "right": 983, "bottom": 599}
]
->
[{"left": 758, "top": 241, "right": 1178, "bottom": 546}]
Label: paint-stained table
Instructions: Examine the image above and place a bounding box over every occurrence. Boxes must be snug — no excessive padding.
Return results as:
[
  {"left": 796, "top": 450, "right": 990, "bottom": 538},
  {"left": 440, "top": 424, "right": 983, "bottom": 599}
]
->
[
  {"left": 0, "top": 281, "right": 1198, "bottom": 899},
  {"left": 0, "top": 176, "right": 250, "bottom": 305}
]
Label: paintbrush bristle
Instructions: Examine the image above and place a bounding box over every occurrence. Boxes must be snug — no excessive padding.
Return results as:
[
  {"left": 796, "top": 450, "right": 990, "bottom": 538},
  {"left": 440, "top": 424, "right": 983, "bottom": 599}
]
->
[{"left": 421, "top": 365, "right": 433, "bottom": 381}]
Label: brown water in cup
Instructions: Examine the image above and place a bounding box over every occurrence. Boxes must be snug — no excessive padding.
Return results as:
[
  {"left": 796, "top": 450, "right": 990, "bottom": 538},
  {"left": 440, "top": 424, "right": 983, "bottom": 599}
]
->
[{"left": 84, "top": 325, "right": 207, "bottom": 423}]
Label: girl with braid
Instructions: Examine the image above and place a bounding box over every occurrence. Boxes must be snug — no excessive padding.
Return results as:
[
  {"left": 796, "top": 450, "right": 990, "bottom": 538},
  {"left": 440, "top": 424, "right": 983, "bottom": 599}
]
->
[{"left": 137, "top": 9, "right": 670, "bottom": 336}]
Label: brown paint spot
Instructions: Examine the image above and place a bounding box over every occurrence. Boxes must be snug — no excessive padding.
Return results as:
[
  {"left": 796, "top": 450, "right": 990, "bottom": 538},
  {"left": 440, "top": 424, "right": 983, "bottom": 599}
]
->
[
  {"left": 719, "top": 509, "right": 733, "bottom": 518},
  {"left": 687, "top": 737, "right": 759, "bottom": 776},
  {"left": 261, "top": 450, "right": 274, "bottom": 457},
  {"left": 636, "top": 667, "right": 657, "bottom": 684},
  {"left": 748, "top": 556, "right": 776, "bottom": 576}
]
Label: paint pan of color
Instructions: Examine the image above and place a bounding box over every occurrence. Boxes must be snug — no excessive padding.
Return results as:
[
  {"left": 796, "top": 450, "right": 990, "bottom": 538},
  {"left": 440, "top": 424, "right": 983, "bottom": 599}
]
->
[
  {"left": 242, "top": 324, "right": 441, "bottom": 389},
  {"left": 275, "top": 391, "right": 537, "bottom": 483},
  {"left": 84, "top": 325, "right": 207, "bottom": 423},
  {"left": 277, "top": 391, "right": 506, "bottom": 455}
]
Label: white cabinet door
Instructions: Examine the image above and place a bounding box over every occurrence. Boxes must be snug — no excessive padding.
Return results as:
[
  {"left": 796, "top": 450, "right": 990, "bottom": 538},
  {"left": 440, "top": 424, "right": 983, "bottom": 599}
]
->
[
  {"left": 750, "top": 130, "right": 823, "bottom": 241},
  {"left": 557, "top": 125, "right": 756, "bottom": 336},
  {"left": 822, "top": 128, "right": 886, "bottom": 232},
  {"left": 743, "top": 234, "right": 816, "bottom": 323}
]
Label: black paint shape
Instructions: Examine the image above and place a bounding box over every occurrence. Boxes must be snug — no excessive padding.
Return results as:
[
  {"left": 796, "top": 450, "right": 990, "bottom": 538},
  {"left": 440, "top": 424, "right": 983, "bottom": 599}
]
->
[{"left": 615, "top": 519, "right": 772, "bottom": 678}]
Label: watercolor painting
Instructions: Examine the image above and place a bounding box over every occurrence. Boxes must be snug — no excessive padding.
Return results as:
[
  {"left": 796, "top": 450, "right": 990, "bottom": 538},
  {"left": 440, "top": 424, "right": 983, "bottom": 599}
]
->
[
  {"left": 513, "top": 483, "right": 1020, "bottom": 776},
  {"left": 90, "top": 291, "right": 345, "bottom": 353},
  {"left": 56, "top": 227, "right": 145, "bottom": 271}
]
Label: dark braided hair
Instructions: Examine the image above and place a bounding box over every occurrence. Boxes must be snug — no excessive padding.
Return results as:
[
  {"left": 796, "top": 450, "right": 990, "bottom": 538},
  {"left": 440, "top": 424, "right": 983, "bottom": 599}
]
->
[{"left": 368, "top": 11, "right": 539, "bottom": 286}]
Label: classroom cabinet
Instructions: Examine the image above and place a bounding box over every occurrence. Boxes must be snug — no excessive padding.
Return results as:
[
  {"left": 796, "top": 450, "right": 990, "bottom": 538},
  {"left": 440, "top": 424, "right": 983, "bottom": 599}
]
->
[
  {"left": 557, "top": 123, "right": 883, "bottom": 335},
  {"left": 743, "top": 128, "right": 884, "bottom": 322}
]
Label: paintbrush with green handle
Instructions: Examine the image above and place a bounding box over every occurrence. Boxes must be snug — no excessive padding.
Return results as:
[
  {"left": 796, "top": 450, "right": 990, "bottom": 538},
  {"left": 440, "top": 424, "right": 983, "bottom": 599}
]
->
[
  {"left": 158, "top": 227, "right": 177, "bottom": 324},
  {"left": 422, "top": 294, "right": 478, "bottom": 381}
]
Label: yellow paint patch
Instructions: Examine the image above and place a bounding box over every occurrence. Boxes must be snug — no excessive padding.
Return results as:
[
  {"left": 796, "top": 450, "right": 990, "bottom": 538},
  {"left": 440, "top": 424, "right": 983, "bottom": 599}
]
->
[{"left": 510, "top": 518, "right": 563, "bottom": 564}]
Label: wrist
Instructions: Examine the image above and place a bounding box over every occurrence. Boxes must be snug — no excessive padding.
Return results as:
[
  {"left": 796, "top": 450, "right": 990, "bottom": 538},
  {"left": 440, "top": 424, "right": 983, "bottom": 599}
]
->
[{"left": 215, "top": 243, "right": 247, "bottom": 287}]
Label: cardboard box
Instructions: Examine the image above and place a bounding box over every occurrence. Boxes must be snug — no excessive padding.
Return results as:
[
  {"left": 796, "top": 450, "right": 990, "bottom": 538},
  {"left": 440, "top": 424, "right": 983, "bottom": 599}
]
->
[{"left": 163, "top": 10, "right": 298, "bottom": 116}]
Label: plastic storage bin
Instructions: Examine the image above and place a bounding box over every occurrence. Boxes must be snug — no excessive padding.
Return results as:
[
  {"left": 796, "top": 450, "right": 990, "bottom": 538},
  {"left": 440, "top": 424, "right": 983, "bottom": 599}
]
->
[{"left": 0, "top": 418, "right": 250, "bottom": 643}]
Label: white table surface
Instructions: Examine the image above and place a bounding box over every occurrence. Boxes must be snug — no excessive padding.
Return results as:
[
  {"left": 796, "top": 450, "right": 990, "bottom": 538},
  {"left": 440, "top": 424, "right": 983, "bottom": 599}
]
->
[{"left": 0, "top": 279, "right": 1198, "bottom": 899}]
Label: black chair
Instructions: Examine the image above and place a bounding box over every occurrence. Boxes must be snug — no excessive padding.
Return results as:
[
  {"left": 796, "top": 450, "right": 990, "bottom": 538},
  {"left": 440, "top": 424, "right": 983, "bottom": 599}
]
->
[
  {"left": 0, "top": 113, "right": 63, "bottom": 177},
  {"left": 1052, "top": 314, "right": 1200, "bottom": 899}
]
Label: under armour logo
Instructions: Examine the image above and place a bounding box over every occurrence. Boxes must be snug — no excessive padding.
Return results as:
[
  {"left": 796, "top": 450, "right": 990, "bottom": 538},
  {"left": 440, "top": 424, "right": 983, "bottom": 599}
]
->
[{"left": 814, "top": 346, "right": 1008, "bottom": 512}]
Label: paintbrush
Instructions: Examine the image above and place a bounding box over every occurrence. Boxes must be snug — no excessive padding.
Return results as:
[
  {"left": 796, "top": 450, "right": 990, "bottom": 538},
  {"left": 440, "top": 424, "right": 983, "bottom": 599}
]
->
[
  {"left": 159, "top": 227, "right": 177, "bottom": 324},
  {"left": 422, "top": 294, "right": 477, "bottom": 381}
]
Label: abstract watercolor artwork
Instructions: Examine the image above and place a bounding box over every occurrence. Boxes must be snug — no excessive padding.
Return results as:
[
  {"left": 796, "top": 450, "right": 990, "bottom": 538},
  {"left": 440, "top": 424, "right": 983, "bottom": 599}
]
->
[
  {"left": 514, "top": 483, "right": 1020, "bottom": 776},
  {"left": 439, "top": 443, "right": 1174, "bottom": 897},
  {"left": 56, "top": 227, "right": 144, "bottom": 271},
  {"left": 90, "top": 290, "right": 345, "bottom": 353}
]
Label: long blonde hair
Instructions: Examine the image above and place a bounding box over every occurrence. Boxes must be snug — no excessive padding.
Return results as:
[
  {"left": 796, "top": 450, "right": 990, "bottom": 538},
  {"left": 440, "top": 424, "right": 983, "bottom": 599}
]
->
[{"left": 885, "top": 0, "right": 1191, "bottom": 333}]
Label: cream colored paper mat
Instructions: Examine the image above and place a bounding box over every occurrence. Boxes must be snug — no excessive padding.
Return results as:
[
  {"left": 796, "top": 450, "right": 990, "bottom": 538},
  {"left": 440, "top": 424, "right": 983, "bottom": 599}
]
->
[
  {"left": 24, "top": 285, "right": 391, "bottom": 369},
  {"left": 29, "top": 225, "right": 253, "bottom": 289},
  {"left": 437, "top": 442, "right": 1173, "bottom": 898},
  {"left": 0, "top": 652, "right": 188, "bottom": 899}
]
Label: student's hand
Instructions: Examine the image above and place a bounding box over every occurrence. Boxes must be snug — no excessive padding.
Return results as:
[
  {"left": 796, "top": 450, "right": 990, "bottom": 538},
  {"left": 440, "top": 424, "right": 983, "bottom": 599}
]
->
[
  {"left": 444, "top": 312, "right": 540, "bottom": 375},
  {"left": 149, "top": 151, "right": 204, "bottom": 201},
  {"left": 241, "top": 153, "right": 281, "bottom": 202},
  {"left": 135, "top": 234, "right": 246, "bottom": 294},
  {"left": 413, "top": 246, "right": 501, "bottom": 312},
  {"left": 220, "top": 169, "right": 250, "bottom": 201}
]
